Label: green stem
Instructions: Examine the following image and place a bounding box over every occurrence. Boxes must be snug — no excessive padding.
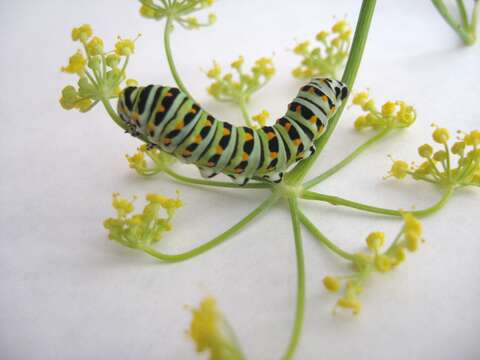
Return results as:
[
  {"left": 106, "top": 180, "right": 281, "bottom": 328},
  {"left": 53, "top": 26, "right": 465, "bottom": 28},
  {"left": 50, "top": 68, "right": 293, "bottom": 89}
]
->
[
  {"left": 298, "top": 210, "right": 355, "bottom": 261},
  {"left": 431, "top": 0, "right": 476, "bottom": 45},
  {"left": 283, "top": 197, "right": 305, "bottom": 360},
  {"left": 164, "top": 16, "right": 194, "bottom": 98},
  {"left": 163, "top": 166, "right": 270, "bottom": 189},
  {"left": 140, "top": 194, "right": 279, "bottom": 262},
  {"left": 301, "top": 186, "right": 455, "bottom": 218},
  {"left": 456, "top": 0, "right": 469, "bottom": 27},
  {"left": 286, "top": 0, "right": 377, "bottom": 185},
  {"left": 238, "top": 98, "right": 254, "bottom": 127},
  {"left": 303, "top": 128, "right": 390, "bottom": 189}
]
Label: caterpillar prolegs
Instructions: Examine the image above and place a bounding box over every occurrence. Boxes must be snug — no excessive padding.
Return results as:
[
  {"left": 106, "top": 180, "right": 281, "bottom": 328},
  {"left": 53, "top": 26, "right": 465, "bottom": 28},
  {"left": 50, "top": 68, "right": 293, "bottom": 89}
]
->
[{"left": 117, "top": 78, "right": 349, "bottom": 185}]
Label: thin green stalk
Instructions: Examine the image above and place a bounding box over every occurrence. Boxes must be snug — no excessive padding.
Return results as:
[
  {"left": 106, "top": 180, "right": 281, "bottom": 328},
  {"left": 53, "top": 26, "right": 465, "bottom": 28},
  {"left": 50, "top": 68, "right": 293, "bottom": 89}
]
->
[
  {"left": 298, "top": 210, "right": 355, "bottom": 261},
  {"left": 283, "top": 197, "right": 305, "bottom": 360},
  {"left": 286, "top": 0, "right": 377, "bottom": 185},
  {"left": 301, "top": 186, "right": 455, "bottom": 218},
  {"left": 303, "top": 128, "right": 391, "bottom": 189},
  {"left": 164, "top": 16, "right": 194, "bottom": 98},
  {"left": 238, "top": 99, "right": 254, "bottom": 127},
  {"left": 163, "top": 166, "right": 270, "bottom": 189},
  {"left": 456, "top": 0, "right": 469, "bottom": 27},
  {"left": 431, "top": 0, "right": 476, "bottom": 45},
  {"left": 140, "top": 194, "right": 279, "bottom": 262}
]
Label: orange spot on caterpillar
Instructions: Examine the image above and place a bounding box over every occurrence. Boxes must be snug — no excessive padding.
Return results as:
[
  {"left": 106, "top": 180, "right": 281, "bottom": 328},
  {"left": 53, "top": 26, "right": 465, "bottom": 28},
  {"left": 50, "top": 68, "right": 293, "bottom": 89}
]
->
[
  {"left": 270, "top": 152, "right": 278, "bottom": 159},
  {"left": 267, "top": 132, "right": 275, "bottom": 140},
  {"left": 157, "top": 105, "right": 165, "bottom": 113},
  {"left": 321, "top": 95, "right": 328, "bottom": 102},
  {"left": 284, "top": 122, "right": 292, "bottom": 131},
  {"left": 182, "top": 150, "right": 192, "bottom": 157},
  {"left": 163, "top": 138, "right": 172, "bottom": 145},
  {"left": 295, "top": 105, "right": 302, "bottom": 113},
  {"left": 242, "top": 152, "right": 249, "bottom": 161},
  {"left": 216, "top": 146, "right": 224, "bottom": 154},
  {"left": 223, "top": 128, "right": 231, "bottom": 136},
  {"left": 195, "top": 135, "right": 202, "bottom": 143},
  {"left": 293, "top": 139, "right": 302, "bottom": 145},
  {"left": 310, "top": 115, "right": 317, "bottom": 124},
  {"left": 244, "top": 133, "right": 254, "bottom": 141},
  {"left": 176, "top": 121, "right": 185, "bottom": 129}
]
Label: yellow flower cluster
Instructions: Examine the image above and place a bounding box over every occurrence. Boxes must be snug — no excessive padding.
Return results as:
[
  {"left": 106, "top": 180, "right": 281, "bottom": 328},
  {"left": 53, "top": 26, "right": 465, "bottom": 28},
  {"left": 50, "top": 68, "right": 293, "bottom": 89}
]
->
[
  {"left": 103, "top": 191, "right": 182, "bottom": 248},
  {"left": 388, "top": 126, "right": 480, "bottom": 187},
  {"left": 138, "top": 0, "right": 216, "bottom": 29},
  {"left": 126, "top": 145, "right": 176, "bottom": 176},
  {"left": 352, "top": 91, "right": 416, "bottom": 131},
  {"left": 207, "top": 56, "right": 275, "bottom": 104},
  {"left": 188, "top": 297, "right": 244, "bottom": 360},
  {"left": 323, "top": 214, "right": 423, "bottom": 315},
  {"left": 59, "top": 24, "right": 138, "bottom": 113},
  {"left": 292, "top": 20, "right": 352, "bottom": 79}
]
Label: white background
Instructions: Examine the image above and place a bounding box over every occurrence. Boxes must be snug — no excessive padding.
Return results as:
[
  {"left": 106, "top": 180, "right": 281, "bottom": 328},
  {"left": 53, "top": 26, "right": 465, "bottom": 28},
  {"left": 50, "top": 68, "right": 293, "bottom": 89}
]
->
[{"left": 1, "top": 1, "right": 479, "bottom": 359}]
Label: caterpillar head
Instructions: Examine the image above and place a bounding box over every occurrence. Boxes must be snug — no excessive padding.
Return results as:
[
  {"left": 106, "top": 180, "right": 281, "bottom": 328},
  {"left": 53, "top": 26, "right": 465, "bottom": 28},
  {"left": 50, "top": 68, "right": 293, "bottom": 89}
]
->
[
  {"left": 117, "top": 86, "right": 140, "bottom": 128},
  {"left": 312, "top": 77, "right": 349, "bottom": 103}
]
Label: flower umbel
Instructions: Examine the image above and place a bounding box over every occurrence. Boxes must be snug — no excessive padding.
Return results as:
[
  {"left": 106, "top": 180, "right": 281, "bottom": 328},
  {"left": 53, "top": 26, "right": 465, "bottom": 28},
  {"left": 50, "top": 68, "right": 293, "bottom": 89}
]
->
[
  {"left": 292, "top": 20, "right": 352, "bottom": 79},
  {"left": 207, "top": 56, "right": 275, "bottom": 105},
  {"left": 126, "top": 145, "right": 177, "bottom": 176},
  {"left": 188, "top": 297, "right": 245, "bottom": 360},
  {"left": 138, "top": 0, "right": 216, "bottom": 29},
  {"left": 103, "top": 191, "right": 182, "bottom": 249},
  {"left": 323, "top": 214, "right": 423, "bottom": 315},
  {"left": 352, "top": 91, "right": 416, "bottom": 131},
  {"left": 388, "top": 125, "right": 480, "bottom": 187},
  {"left": 59, "top": 25, "right": 139, "bottom": 113}
]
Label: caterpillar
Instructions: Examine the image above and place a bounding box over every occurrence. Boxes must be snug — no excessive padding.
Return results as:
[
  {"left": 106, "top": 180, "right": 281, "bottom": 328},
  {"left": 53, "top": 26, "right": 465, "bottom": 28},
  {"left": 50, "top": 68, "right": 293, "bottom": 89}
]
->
[{"left": 117, "top": 78, "right": 349, "bottom": 185}]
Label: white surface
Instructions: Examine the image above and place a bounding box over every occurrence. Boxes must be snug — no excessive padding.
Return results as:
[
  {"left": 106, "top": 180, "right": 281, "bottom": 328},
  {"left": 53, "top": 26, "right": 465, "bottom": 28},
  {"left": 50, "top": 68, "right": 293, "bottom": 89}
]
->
[{"left": 1, "top": 1, "right": 479, "bottom": 359}]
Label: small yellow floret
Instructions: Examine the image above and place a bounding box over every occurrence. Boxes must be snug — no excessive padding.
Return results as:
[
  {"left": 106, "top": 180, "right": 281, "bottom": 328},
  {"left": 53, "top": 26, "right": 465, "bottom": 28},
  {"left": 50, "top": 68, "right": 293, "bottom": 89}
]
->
[
  {"left": 61, "top": 50, "right": 86, "bottom": 74},
  {"left": 293, "top": 41, "right": 309, "bottom": 55},
  {"left": 403, "top": 213, "right": 422, "bottom": 237},
  {"left": 381, "top": 101, "right": 396, "bottom": 117},
  {"left": 207, "top": 62, "right": 221, "bottom": 78},
  {"left": 332, "top": 20, "right": 348, "bottom": 33},
  {"left": 366, "top": 231, "right": 385, "bottom": 251},
  {"left": 432, "top": 127, "right": 450, "bottom": 144},
  {"left": 337, "top": 297, "right": 362, "bottom": 315},
  {"left": 112, "top": 193, "right": 134, "bottom": 214},
  {"left": 374, "top": 255, "right": 393, "bottom": 273},
  {"left": 418, "top": 144, "right": 433, "bottom": 158},
  {"left": 316, "top": 30, "right": 328, "bottom": 41},
  {"left": 115, "top": 38, "right": 135, "bottom": 56},
  {"left": 139, "top": 4, "right": 157, "bottom": 18},
  {"left": 231, "top": 56, "right": 244, "bottom": 70},
  {"left": 323, "top": 276, "right": 341, "bottom": 292},
  {"left": 405, "top": 231, "right": 420, "bottom": 252},
  {"left": 389, "top": 160, "right": 409, "bottom": 179},
  {"left": 189, "top": 297, "right": 221, "bottom": 353},
  {"left": 71, "top": 24, "right": 92, "bottom": 42},
  {"left": 86, "top": 36, "right": 104, "bottom": 56},
  {"left": 352, "top": 92, "right": 369, "bottom": 106},
  {"left": 252, "top": 110, "right": 269, "bottom": 126}
]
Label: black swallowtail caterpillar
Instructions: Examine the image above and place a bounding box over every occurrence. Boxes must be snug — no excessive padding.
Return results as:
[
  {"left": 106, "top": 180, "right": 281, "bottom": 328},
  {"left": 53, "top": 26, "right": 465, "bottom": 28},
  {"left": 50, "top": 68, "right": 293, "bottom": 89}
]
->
[{"left": 117, "top": 78, "right": 349, "bottom": 185}]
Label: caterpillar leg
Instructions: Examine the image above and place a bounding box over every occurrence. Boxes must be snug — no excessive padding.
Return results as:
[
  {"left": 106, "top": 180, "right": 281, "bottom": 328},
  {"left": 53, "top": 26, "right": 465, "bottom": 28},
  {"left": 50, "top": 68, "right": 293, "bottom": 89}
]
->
[
  {"left": 227, "top": 174, "right": 251, "bottom": 186},
  {"left": 198, "top": 166, "right": 218, "bottom": 179},
  {"left": 263, "top": 171, "right": 284, "bottom": 184}
]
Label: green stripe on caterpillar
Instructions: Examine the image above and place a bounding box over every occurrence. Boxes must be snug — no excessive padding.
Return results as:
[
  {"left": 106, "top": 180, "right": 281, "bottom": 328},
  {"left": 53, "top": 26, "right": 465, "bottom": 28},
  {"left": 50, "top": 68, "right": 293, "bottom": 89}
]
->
[{"left": 117, "top": 78, "right": 349, "bottom": 185}]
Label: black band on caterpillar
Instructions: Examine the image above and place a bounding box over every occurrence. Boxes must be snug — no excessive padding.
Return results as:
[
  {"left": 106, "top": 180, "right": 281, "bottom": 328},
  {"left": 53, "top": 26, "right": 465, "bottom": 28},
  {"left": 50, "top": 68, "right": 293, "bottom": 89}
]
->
[{"left": 117, "top": 78, "right": 349, "bottom": 185}]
